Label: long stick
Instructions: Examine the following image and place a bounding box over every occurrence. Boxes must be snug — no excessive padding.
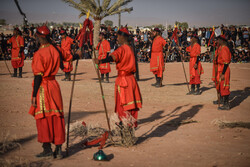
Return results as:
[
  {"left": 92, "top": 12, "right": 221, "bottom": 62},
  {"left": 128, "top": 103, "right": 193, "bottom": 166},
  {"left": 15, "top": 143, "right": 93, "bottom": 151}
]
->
[
  {"left": 181, "top": 54, "right": 190, "bottom": 92},
  {"left": 3, "top": 55, "right": 12, "bottom": 76},
  {"left": 87, "top": 44, "right": 111, "bottom": 133},
  {"left": 66, "top": 58, "right": 79, "bottom": 156}
]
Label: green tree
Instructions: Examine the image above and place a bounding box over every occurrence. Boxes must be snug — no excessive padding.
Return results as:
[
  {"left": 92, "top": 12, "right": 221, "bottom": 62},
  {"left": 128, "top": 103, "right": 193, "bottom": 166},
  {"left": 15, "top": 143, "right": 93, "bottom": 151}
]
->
[
  {"left": 62, "top": 0, "right": 133, "bottom": 47},
  {"left": 104, "top": 20, "right": 113, "bottom": 27},
  {"left": 175, "top": 21, "right": 189, "bottom": 29},
  {"left": 0, "top": 19, "right": 6, "bottom": 25}
]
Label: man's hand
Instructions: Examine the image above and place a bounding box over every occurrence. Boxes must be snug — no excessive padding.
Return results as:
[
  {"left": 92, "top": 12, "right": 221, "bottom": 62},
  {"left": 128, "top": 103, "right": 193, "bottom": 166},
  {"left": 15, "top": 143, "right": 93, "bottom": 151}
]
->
[
  {"left": 220, "top": 74, "right": 225, "bottom": 80},
  {"left": 194, "top": 63, "right": 198, "bottom": 69},
  {"left": 76, "top": 49, "right": 82, "bottom": 59},
  {"left": 18, "top": 53, "right": 21, "bottom": 58},
  {"left": 94, "top": 58, "right": 100, "bottom": 64},
  {"left": 32, "top": 97, "right": 37, "bottom": 107}
]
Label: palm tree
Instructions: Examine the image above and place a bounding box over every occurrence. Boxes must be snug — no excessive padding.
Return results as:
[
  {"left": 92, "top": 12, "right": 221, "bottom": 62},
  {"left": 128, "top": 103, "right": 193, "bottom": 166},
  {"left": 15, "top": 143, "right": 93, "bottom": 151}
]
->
[{"left": 62, "top": 0, "right": 133, "bottom": 47}]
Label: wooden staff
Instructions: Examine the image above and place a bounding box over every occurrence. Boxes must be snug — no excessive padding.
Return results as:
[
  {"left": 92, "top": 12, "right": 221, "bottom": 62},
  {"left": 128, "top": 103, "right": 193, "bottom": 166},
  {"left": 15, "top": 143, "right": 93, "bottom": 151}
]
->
[
  {"left": 3, "top": 55, "right": 12, "bottom": 76},
  {"left": 87, "top": 43, "right": 112, "bottom": 133},
  {"left": 66, "top": 50, "right": 79, "bottom": 156},
  {"left": 181, "top": 55, "right": 190, "bottom": 92}
]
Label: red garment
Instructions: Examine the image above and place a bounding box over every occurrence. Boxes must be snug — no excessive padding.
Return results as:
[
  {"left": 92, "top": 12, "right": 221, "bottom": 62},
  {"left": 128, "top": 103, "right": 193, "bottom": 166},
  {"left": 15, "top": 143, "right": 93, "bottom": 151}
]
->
[
  {"left": 186, "top": 43, "right": 204, "bottom": 85},
  {"left": 7, "top": 35, "right": 25, "bottom": 68},
  {"left": 96, "top": 39, "right": 111, "bottom": 74},
  {"left": 61, "top": 36, "right": 74, "bottom": 72},
  {"left": 36, "top": 115, "right": 65, "bottom": 145},
  {"left": 150, "top": 36, "right": 167, "bottom": 77},
  {"left": 76, "top": 18, "right": 93, "bottom": 48},
  {"left": 111, "top": 44, "right": 142, "bottom": 127},
  {"left": 216, "top": 46, "right": 231, "bottom": 96},
  {"left": 29, "top": 44, "right": 65, "bottom": 144},
  {"left": 212, "top": 46, "right": 220, "bottom": 83}
]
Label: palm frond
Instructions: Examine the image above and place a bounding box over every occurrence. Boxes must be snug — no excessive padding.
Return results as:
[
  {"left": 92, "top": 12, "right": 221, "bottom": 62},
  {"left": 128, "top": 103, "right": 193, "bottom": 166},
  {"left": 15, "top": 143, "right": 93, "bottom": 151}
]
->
[
  {"left": 80, "top": 0, "right": 97, "bottom": 12},
  {"left": 62, "top": 0, "right": 88, "bottom": 13},
  {"left": 107, "top": 0, "right": 132, "bottom": 15},
  {"left": 101, "top": 0, "right": 111, "bottom": 11},
  {"left": 105, "top": 7, "right": 133, "bottom": 17}
]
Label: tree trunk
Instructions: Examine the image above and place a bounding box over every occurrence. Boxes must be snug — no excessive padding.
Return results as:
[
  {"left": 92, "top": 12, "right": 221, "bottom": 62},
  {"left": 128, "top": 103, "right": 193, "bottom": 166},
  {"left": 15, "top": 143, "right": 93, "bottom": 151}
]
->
[
  {"left": 118, "top": 13, "right": 121, "bottom": 28},
  {"left": 94, "top": 19, "right": 101, "bottom": 48}
]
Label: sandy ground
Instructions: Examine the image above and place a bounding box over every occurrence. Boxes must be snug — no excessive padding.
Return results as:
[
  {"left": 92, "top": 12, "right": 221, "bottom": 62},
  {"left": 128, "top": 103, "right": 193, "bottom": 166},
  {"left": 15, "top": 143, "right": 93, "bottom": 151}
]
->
[{"left": 0, "top": 60, "right": 250, "bottom": 167}]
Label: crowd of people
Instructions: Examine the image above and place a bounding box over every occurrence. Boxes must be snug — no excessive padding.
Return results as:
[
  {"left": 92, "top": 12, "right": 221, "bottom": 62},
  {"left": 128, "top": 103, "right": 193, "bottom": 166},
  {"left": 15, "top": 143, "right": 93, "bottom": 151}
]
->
[{"left": 0, "top": 24, "right": 249, "bottom": 63}]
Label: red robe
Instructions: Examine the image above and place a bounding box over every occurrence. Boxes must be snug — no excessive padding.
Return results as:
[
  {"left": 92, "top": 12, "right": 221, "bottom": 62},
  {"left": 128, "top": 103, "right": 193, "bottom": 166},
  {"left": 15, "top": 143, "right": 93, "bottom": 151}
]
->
[
  {"left": 216, "top": 46, "right": 231, "bottom": 96},
  {"left": 111, "top": 44, "right": 142, "bottom": 127},
  {"left": 212, "top": 46, "right": 220, "bottom": 83},
  {"left": 96, "top": 40, "right": 111, "bottom": 74},
  {"left": 186, "top": 43, "right": 204, "bottom": 85},
  {"left": 29, "top": 44, "right": 65, "bottom": 145},
  {"left": 150, "top": 36, "right": 166, "bottom": 77},
  {"left": 61, "top": 36, "right": 74, "bottom": 72},
  {"left": 7, "top": 35, "right": 25, "bottom": 68}
]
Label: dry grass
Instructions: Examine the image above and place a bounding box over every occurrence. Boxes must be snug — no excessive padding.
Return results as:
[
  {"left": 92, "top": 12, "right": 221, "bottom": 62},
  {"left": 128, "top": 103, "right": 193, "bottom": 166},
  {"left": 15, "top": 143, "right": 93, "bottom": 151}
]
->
[{"left": 213, "top": 120, "right": 250, "bottom": 129}]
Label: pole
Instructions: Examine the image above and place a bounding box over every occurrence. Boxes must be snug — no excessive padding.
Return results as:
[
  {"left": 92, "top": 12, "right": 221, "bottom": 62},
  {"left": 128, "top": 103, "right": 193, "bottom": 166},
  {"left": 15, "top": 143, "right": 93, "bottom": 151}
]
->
[
  {"left": 87, "top": 43, "right": 112, "bottom": 133},
  {"left": 66, "top": 58, "right": 79, "bottom": 156},
  {"left": 2, "top": 54, "right": 12, "bottom": 76},
  {"left": 181, "top": 55, "right": 190, "bottom": 92}
]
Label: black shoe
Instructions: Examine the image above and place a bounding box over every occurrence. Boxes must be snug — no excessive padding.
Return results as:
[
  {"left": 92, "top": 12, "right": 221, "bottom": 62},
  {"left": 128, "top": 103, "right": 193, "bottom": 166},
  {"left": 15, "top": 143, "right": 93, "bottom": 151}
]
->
[
  {"left": 18, "top": 67, "right": 22, "bottom": 78},
  {"left": 36, "top": 150, "right": 53, "bottom": 158},
  {"left": 187, "top": 84, "right": 195, "bottom": 95},
  {"left": 36, "top": 143, "right": 53, "bottom": 158},
  {"left": 68, "top": 73, "right": 71, "bottom": 81},
  {"left": 218, "top": 103, "right": 230, "bottom": 110},
  {"left": 194, "top": 89, "right": 201, "bottom": 95},
  {"left": 155, "top": 77, "right": 162, "bottom": 88},
  {"left": 151, "top": 75, "right": 158, "bottom": 86},
  {"left": 12, "top": 68, "right": 17, "bottom": 77},
  {"left": 54, "top": 145, "right": 63, "bottom": 159},
  {"left": 105, "top": 73, "right": 109, "bottom": 83},
  {"left": 61, "top": 78, "right": 67, "bottom": 81},
  {"left": 218, "top": 95, "right": 230, "bottom": 110}
]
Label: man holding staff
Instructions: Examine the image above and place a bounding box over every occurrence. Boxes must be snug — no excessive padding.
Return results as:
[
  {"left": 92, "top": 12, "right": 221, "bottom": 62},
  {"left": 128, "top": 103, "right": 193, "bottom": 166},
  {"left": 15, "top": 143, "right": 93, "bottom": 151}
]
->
[
  {"left": 96, "top": 32, "right": 111, "bottom": 83},
  {"left": 95, "top": 27, "right": 142, "bottom": 128}
]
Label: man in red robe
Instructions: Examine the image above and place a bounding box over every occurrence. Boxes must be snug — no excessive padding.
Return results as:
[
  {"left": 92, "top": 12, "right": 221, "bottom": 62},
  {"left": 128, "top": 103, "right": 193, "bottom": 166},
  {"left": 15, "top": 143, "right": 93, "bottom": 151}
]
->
[
  {"left": 150, "top": 28, "right": 167, "bottom": 87},
  {"left": 7, "top": 28, "right": 25, "bottom": 78},
  {"left": 96, "top": 32, "right": 111, "bottom": 82},
  {"left": 213, "top": 35, "right": 231, "bottom": 110},
  {"left": 95, "top": 28, "right": 142, "bottom": 129},
  {"left": 186, "top": 36, "right": 204, "bottom": 95},
  {"left": 60, "top": 29, "right": 74, "bottom": 81},
  {"left": 29, "top": 26, "right": 65, "bottom": 159}
]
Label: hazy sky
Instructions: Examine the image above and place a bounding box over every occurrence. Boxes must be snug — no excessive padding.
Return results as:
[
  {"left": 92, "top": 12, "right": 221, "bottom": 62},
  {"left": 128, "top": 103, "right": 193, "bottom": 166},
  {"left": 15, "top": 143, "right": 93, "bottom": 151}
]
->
[{"left": 0, "top": 0, "right": 250, "bottom": 27}]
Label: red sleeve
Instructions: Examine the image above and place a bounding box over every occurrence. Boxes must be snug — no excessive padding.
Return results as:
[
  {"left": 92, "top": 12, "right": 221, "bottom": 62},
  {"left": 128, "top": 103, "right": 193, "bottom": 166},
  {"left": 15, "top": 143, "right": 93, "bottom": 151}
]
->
[
  {"left": 7, "top": 37, "right": 13, "bottom": 44},
  {"left": 193, "top": 44, "right": 201, "bottom": 56},
  {"left": 96, "top": 42, "right": 100, "bottom": 50},
  {"left": 186, "top": 46, "right": 191, "bottom": 53},
  {"left": 105, "top": 41, "right": 111, "bottom": 53},
  {"left": 32, "top": 51, "right": 45, "bottom": 76},
  {"left": 19, "top": 36, "right": 24, "bottom": 47},
  {"left": 110, "top": 46, "right": 123, "bottom": 63},
  {"left": 162, "top": 38, "right": 167, "bottom": 47},
  {"left": 221, "top": 47, "right": 231, "bottom": 64}
]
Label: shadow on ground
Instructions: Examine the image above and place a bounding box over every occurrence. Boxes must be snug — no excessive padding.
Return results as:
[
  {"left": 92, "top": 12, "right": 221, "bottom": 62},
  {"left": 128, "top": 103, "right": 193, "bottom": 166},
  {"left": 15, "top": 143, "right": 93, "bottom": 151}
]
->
[
  {"left": 230, "top": 87, "right": 250, "bottom": 109},
  {"left": 0, "top": 134, "right": 37, "bottom": 155},
  {"left": 137, "top": 104, "right": 203, "bottom": 145}
]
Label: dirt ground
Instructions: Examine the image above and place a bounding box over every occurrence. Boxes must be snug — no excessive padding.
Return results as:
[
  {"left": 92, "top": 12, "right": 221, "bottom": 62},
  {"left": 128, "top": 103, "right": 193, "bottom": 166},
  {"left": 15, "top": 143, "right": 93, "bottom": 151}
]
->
[{"left": 0, "top": 60, "right": 250, "bottom": 167}]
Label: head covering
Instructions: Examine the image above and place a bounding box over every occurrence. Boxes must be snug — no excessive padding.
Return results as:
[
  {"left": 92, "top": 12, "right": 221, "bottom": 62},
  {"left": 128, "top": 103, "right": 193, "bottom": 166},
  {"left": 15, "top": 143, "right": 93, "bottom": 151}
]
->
[
  {"left": 14, "top": 27, "right": 20, "bottom": 32},
  {"left": 217, "top": 35, "right": 227, "bottom": 41},
  {"left": 60, "top": 29, "right": 66, "bottom": 35},
  {"left": 36, "top": 25, "right": 50, "bottom": 37},
  {"left": 118, "top": 27, "right": 130, "bottom": 37},
  {"left": 153, "top": 28, "right": 161, "bottom": 33}
]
